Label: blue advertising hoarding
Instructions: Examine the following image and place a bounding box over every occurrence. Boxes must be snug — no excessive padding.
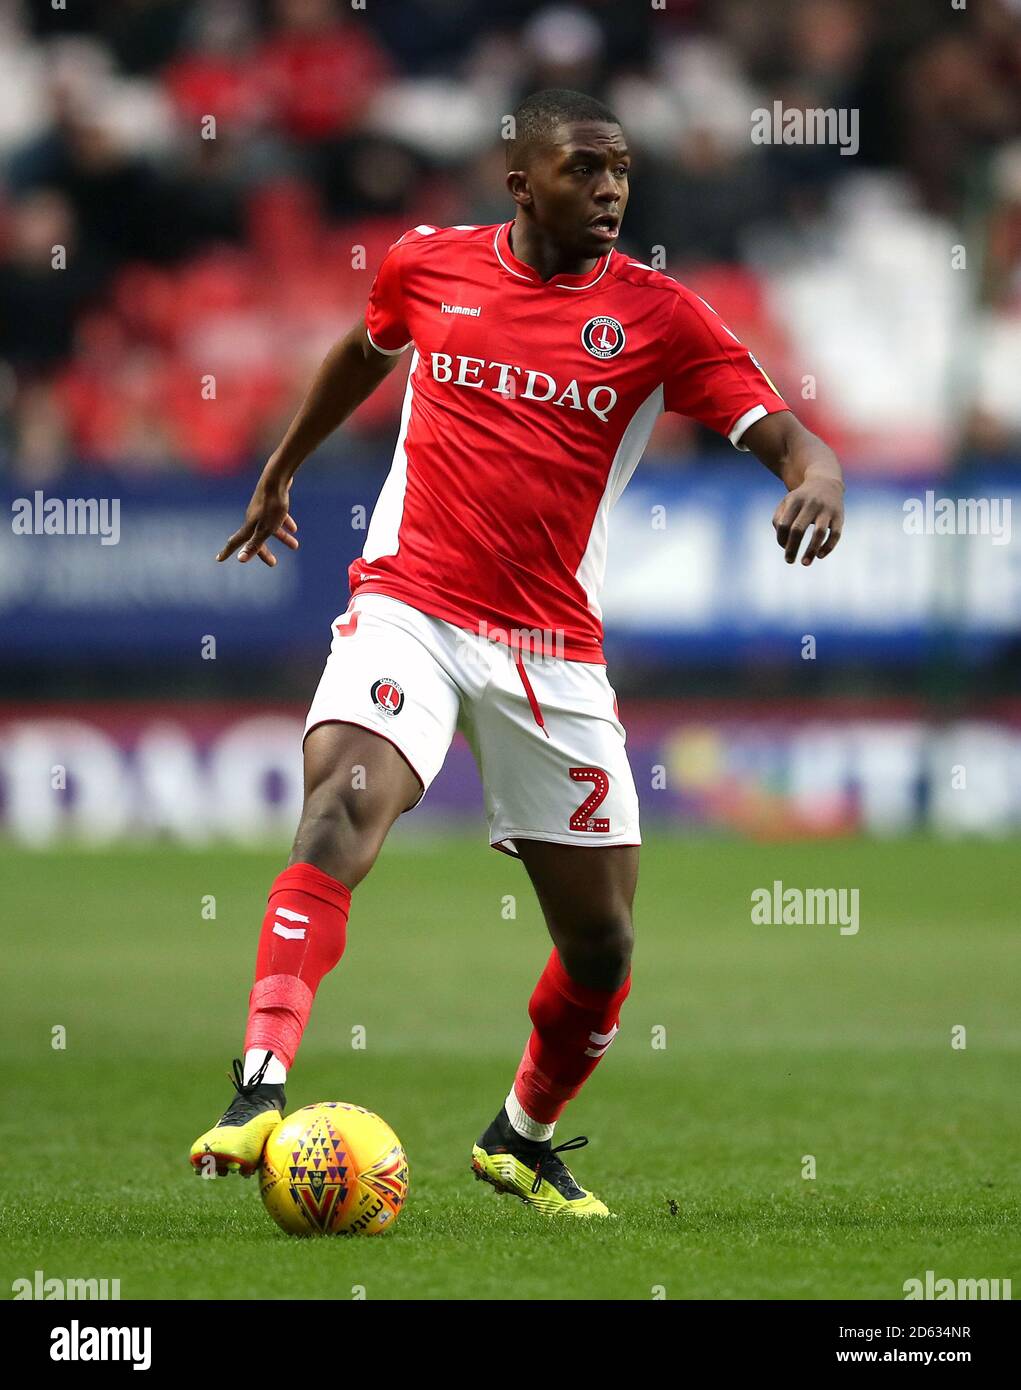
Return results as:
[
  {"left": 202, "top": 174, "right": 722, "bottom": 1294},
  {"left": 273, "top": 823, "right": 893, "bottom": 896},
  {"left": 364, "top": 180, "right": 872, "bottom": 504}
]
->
[{"left": 1, "top": 465, "right": 1018, "bottom": 664}]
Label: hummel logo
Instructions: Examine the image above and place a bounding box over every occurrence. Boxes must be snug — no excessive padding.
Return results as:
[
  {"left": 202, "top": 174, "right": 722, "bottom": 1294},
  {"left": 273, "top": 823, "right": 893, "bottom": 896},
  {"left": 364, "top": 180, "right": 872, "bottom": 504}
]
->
[
  {"left": 273, "top": 924, "right": 306, "bottom": 940},
  {"left": 273, "top": 906, "right": 309, "bottom": 941},
  {"left": 584, "top": 1024, "right": 618, "bottom": 1058},
  {"left": 440, "top": 302, "right": 481, "bottom": 317}
]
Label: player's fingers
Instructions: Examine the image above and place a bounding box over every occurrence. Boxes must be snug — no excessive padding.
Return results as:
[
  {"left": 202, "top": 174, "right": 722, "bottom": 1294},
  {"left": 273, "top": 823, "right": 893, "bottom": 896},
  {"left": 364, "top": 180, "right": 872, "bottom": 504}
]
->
[
  {"left": 784, "top": 527, "right": 806, "bottom": 563},
  {"left": 816, "top": 521, "right": 843, "bottom": 558},
  {"left": 238, "top": 521, "right": 275, "bottom": 563},
  {"left": 217, "top": 526, "right": 253, "bottom": 563},
  {"left": 772, "top": 495, "right": 799, "bottom": 546},
  {"left": 254, "top": 542, "right": 277, "bottom": 567},
  {"left": 282, "top": 513, "right": 298, "bottom": 534},
  {"left": 782, "top": 507, "right": 814, "bottom": 563},
  {"left": 274, "top": 525, "right": 299, "bottom": 551},
  {"left": 800, "top": 521, "right": 829, "bottom": 566}
]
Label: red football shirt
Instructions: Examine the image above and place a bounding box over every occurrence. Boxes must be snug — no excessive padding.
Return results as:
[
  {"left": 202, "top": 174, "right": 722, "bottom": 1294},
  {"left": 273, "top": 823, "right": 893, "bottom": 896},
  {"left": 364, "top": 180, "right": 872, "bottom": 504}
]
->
[{"left": 354, "top": 221, "right": 787, "bottom": 662}]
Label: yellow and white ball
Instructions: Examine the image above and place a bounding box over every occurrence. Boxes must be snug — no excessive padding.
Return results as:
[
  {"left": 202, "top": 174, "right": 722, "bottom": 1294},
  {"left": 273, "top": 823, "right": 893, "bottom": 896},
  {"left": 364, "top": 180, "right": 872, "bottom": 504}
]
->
[{"left": 260, "top": 1102, "right": 408, "bottom": 1236}]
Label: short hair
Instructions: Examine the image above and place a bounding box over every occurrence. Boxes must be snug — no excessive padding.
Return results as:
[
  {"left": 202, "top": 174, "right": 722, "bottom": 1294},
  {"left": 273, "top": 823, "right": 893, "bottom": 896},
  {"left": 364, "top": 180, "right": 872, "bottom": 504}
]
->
[{"left": 506, "top": 88, "right": 620, "bottom": 169}]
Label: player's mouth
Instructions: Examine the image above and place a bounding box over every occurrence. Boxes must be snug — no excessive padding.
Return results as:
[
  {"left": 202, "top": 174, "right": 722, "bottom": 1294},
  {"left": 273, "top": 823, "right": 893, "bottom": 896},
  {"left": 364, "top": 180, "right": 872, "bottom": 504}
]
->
[{"left": 588, "top": 214, "right": 620, "bottom": 242}]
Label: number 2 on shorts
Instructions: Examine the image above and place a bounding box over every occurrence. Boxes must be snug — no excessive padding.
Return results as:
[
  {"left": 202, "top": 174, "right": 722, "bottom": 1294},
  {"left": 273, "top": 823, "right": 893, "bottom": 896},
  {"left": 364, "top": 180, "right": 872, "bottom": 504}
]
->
[{"left": 569, "top": 766, "right": 610, "bottom": 833}]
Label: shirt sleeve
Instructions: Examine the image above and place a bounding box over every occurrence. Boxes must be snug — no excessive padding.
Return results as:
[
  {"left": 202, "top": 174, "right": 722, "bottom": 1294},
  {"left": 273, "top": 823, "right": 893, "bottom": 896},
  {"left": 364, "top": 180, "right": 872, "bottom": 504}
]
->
[
  {"left": 662, "top": 288, "right": 788, "bottom": 450},
  {"left": 364, "top": 239, "right": 412, "bottom": 355}
]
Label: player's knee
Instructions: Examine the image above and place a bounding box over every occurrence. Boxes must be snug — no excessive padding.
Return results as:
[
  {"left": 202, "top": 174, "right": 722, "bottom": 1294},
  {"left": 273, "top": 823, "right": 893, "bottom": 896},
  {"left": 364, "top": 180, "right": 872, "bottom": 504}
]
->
[
  {"left": 558, "top": 913, "right": 634, "bottom": 992},
  {"left": 292, "top": 777, "right": 393, "bottom": 886}
]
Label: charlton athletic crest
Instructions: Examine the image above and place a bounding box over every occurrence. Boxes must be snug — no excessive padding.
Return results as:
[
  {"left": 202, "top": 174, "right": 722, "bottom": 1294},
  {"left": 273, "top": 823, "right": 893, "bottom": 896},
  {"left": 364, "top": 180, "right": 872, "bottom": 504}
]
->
[
  {"left": 370, "top": 678, "right": 404, "bottom": 716},
  {"left": 581, "top": 315, "right": 626, "bottom": 359}
]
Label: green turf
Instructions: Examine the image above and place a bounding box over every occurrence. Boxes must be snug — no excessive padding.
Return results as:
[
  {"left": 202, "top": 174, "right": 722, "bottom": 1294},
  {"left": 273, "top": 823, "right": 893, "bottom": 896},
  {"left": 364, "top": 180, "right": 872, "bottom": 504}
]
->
[{"left": 2, "top": 834, "right": 1018, "bottom": 1300}]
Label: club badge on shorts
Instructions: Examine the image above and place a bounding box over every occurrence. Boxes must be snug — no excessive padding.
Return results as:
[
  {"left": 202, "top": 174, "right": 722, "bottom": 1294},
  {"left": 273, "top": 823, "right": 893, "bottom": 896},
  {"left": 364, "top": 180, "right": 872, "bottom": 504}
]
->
[
  {"left": 581, "top": 315, "right": 625, "bottom": 359},
  {"left": 370, "top": 678, "right": 405, "bottom": 716}
]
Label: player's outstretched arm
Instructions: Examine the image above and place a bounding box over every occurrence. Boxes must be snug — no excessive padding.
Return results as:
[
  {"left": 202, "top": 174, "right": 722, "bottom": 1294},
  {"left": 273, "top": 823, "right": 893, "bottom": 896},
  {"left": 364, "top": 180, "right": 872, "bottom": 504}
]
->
[
  {"left": 217, "top": 317, "right": 404, "bottom": 567},
  {"left": 741, "top": 410, "right": 845, "bottom": 567}
]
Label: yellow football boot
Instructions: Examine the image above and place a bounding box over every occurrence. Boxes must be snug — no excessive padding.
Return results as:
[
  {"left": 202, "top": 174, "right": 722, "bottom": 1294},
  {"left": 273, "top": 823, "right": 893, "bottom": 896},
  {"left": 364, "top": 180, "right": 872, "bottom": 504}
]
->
[
  {"left": 190, "top": 1054, "right": 285, "bottom": 1178},
  {"left": 471, "top": 1111, "right": 611, "bottom": 1217}
]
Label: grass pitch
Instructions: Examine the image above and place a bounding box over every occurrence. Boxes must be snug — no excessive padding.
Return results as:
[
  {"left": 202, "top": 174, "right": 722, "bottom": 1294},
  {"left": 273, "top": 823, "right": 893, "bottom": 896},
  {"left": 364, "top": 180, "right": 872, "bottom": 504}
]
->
[{"left": 2, "top": 834, "right": 1018, "bottom": 1300}]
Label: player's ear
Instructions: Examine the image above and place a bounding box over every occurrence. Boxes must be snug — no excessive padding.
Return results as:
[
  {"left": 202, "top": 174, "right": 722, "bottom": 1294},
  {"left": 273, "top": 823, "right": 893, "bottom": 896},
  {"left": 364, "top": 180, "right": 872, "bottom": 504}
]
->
[{"left": 506, "top": 170, "right": 533, "bottom": 209}]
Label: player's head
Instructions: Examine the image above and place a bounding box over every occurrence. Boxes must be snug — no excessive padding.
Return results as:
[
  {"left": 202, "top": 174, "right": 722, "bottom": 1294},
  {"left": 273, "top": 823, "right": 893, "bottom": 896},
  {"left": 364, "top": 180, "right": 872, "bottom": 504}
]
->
[{"left": 505, "top": 89, "right": 628, "bottom": 258}]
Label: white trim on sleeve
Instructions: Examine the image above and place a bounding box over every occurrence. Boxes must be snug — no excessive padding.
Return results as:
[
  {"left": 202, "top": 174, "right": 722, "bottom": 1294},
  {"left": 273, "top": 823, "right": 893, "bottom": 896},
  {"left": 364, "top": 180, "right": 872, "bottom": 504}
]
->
[
  {"left": 729, "top": 403, "right": 769, "bottom": 450},
  {"left": 366, "top": 327, "right": 412, "bottom": 356}
]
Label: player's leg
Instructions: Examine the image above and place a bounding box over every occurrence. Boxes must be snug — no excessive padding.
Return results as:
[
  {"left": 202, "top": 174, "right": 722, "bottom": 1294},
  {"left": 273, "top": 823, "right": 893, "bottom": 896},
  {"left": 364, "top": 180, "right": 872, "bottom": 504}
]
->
[
  {"left": 472, "top": 843, "right": 637, "bottom": 1215},
  {"left": 509, "top": 838, "right": 636, "bottom": 1139},
  {"left": 190, "top": 596, "right": 460, "bottom": 1176},
  {"left": 465, "top": 644, "right": 640, "bottom": 1214},
  {"left": 514, "top": 838, "right": 636, "bottom": 991},
  {"left": 241, "top": 721, "right": 422, "bottom": 1083},
  {"left": 189, "top": 724, "right": 420, "bottom": 1178},
  {"left": 289, "top": 719, "right": 422, "bottom": 884}
]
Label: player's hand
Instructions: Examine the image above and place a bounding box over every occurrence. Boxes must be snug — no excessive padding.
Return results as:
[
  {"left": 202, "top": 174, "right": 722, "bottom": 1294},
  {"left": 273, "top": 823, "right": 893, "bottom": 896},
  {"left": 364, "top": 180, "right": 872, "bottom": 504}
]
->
[
  {"left": 772, "top": 477, "right": 844, "bottom": 566},
  {"left": 217, "top": 476, "right": 299, "bottom": 567}
]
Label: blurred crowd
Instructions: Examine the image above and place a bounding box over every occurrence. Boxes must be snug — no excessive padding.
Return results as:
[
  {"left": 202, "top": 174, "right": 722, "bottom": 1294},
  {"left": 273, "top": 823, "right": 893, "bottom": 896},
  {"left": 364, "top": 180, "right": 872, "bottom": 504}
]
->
[{"left": 1, "top": 0, "right": 1020, "bottom": 479}]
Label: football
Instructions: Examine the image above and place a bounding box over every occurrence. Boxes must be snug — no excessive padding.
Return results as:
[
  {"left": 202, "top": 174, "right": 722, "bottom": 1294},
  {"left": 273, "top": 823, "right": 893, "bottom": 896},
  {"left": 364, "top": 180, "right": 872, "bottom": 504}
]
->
[{"left": 259, "top": 1102, "right": 408, "bottom": 1236}]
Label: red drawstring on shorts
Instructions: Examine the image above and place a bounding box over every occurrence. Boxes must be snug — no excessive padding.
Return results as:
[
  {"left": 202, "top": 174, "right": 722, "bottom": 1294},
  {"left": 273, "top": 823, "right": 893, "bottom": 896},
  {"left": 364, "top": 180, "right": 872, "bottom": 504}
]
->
[{"left": 515, "top": 657, "right": 549, "bottom": 738}]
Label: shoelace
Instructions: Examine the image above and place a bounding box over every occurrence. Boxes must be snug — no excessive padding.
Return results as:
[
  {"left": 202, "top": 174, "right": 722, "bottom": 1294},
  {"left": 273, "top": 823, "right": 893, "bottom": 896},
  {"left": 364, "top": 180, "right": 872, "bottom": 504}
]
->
[
  {"left": 531, "top": 1134, "right": 589, "bottom": 1195},
  {"left": 228, "top": 1050, "right": 274, "bottom": 1095}
]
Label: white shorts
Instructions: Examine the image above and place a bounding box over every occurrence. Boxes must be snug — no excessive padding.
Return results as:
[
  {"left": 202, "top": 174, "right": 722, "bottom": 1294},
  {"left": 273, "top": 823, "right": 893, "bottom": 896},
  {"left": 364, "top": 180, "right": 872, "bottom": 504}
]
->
[{"left": 303, "top": 594, "right": 641, "bottom": 857}]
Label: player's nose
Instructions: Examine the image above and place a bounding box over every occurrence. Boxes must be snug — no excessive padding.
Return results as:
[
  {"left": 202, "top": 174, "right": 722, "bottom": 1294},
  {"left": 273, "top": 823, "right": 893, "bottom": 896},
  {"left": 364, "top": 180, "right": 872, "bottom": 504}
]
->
[{"left": 593, "top": 180, "right": 622, "bottom": 208}]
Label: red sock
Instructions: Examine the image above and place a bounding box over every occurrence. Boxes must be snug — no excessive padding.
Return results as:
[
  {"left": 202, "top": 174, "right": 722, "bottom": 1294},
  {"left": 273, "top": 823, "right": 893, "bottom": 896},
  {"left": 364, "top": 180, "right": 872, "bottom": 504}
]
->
[
  {"left": 244, "top": 862, "right": 351, "bottom": 1070},
  {"left": 512, "top": 948, "right": 632, "bottom": 1124}
]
